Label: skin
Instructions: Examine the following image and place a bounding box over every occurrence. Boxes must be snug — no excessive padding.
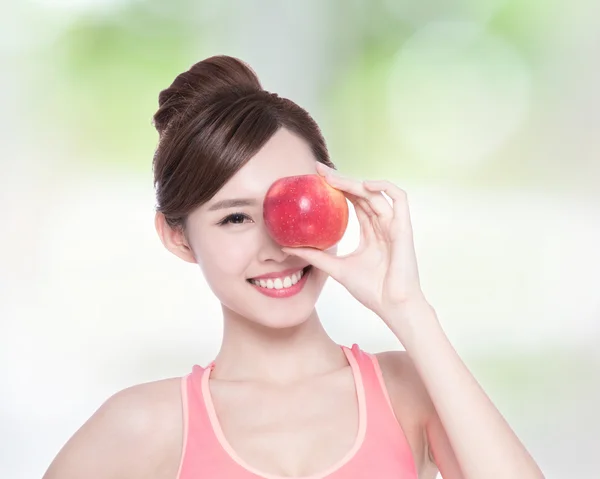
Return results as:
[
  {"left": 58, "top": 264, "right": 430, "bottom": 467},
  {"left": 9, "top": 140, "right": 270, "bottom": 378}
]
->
[{"left": 42, "top": 128, "right": 544, "bottom": 479}]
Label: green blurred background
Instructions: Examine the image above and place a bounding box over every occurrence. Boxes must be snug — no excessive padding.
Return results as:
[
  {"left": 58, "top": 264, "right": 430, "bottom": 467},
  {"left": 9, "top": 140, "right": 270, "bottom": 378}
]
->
[{"left": 1, "top": 1, "right": 599, "bottom": 478}]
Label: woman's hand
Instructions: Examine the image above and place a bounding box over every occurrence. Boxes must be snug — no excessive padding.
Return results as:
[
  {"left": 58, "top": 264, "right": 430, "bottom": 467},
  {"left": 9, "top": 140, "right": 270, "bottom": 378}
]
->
[{"left": 282, "top": 162, "right": 431, "bottom": 327}]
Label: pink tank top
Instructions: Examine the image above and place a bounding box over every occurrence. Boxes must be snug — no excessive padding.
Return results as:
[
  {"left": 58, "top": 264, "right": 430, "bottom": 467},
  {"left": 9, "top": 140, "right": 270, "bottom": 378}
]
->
[{"left": 176, "top": 344, "right": 418, "bottom": 478}]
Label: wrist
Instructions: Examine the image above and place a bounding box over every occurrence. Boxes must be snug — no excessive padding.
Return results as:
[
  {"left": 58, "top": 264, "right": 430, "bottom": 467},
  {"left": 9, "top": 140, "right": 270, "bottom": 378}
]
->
[{"left": 382, "top": 299, "right": 443, "bottom": 351}]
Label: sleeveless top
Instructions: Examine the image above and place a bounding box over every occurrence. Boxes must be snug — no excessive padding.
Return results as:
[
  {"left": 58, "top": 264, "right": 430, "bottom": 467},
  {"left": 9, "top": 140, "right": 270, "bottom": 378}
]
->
[{"left": 176, "top": 344, "right": 418, "bottom": 478}]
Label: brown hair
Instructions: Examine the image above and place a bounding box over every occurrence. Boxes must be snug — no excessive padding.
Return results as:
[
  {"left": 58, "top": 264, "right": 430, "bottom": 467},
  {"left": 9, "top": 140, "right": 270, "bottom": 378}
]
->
[{"left": 152, "top": 55, "right": 335, "bottom": 232}]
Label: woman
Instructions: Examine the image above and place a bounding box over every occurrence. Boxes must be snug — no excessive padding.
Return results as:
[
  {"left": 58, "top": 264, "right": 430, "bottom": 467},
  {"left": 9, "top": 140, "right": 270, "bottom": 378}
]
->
[{"left": 42, "top": 55, "right": 545, "bottom": 479}]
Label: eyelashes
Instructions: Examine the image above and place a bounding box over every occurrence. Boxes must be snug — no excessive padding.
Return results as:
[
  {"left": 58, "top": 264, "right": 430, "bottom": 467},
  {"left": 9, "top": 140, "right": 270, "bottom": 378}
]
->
[{"left": 217, "top": 212, "right": 253, "bottom": 226}]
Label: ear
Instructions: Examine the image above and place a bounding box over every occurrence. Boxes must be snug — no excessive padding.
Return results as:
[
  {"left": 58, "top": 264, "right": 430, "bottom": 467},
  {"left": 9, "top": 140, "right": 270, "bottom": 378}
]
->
[{"left": 154, "top": 212, "right": 197, "bottom": 264}]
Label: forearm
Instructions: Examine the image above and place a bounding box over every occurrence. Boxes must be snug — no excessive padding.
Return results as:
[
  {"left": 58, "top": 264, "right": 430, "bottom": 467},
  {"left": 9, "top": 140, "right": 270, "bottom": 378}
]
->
[{"left": 385, "top": 302, "right": 545, "bottom": 479}]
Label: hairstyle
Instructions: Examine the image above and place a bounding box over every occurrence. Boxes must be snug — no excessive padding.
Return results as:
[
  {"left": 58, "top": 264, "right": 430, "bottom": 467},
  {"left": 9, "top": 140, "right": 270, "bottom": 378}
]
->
[{"left": 152, "top": 55, "right": 335, "bottom": 232}]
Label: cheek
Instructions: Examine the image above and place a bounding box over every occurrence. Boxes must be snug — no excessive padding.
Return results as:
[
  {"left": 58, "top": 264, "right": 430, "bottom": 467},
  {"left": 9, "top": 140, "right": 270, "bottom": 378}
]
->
[{"left": 197, "top": 236, "right": 254, "bottom": 277}]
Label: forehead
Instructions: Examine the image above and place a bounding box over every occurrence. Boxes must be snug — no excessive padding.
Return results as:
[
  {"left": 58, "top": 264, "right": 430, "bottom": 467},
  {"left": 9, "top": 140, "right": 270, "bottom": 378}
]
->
[{"left": 213, "top": 128, "right": 318, "bottom": 201}]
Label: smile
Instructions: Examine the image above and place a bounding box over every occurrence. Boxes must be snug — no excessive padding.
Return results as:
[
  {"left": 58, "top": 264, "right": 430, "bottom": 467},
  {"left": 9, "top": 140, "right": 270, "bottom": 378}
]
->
[{"left": 247, "top": 266, "right": 312, "bottom": 298}]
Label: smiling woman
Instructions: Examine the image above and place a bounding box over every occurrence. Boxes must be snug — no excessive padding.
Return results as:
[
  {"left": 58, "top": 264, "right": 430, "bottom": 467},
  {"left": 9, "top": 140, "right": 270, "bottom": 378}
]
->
[{"left": 41, "top": 54, "right": 545, "bottom": 479}]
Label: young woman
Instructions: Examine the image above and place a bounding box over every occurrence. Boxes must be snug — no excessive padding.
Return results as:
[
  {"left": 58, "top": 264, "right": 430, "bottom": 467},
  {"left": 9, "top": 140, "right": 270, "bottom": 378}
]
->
[{"left": 42, "top": 55, "right": 545, "bottom": 479}]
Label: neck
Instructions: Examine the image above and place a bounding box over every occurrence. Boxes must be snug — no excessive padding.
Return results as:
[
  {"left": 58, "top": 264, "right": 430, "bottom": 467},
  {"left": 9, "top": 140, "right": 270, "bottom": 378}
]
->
[{"left": 212, "top": 306, "right": 347, "bottom": 384}]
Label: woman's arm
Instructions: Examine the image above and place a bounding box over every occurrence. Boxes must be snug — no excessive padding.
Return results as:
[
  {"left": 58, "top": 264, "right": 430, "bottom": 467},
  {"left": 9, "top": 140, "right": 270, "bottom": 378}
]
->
[{"left": 384, "top": 300, "right": 545, "bottom": 479}]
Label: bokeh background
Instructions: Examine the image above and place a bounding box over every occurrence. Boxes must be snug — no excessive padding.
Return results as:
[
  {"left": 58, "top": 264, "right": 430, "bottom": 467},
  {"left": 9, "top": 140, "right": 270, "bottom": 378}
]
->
[{"left": 2, "top": 1, "right": 599, "bottom": 478}]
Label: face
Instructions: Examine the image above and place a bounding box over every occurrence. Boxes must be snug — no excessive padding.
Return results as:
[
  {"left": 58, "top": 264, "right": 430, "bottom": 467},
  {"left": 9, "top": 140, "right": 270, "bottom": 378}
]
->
[{"left": 178, "top": 128, "right": 336, "bottom": 329}]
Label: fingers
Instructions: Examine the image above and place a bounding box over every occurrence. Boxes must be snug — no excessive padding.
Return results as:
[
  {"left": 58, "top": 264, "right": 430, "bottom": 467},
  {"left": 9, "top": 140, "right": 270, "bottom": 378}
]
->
[
  {"left": 363, "top": 179, "right": 406, "bottom": 199},
  {"left": 316, "top": 163, "right": 412, "bottom": 239},
  {"left": 317, "top": 165, "right": 392, "bottom": 219},
  {"left": 363, "top": 180, "right": 412, "bottom": 235}
]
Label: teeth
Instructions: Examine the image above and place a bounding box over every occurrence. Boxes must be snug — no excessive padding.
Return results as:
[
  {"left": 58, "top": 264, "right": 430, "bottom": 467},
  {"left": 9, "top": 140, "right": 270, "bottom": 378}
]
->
[{"left": 251, "top": 268, "right": 306, "bottom": 289}]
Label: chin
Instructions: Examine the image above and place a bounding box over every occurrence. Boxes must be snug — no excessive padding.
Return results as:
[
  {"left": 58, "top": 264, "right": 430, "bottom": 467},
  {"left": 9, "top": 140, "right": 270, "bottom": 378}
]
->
[
  {"left": 245, "top": 292, "right": 319, "bottom": 330},
  {"left": 250, "top": 311, "right": 313, "bottom": 330},
  {"left": 252, "top": 318, "right": 308, "bottom": 331}
]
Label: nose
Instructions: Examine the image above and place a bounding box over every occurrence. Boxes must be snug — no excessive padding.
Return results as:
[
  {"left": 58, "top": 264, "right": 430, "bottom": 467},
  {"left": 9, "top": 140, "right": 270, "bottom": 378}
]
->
[{"left": 256, "top": 225, "right": 290, "bottom": 263}]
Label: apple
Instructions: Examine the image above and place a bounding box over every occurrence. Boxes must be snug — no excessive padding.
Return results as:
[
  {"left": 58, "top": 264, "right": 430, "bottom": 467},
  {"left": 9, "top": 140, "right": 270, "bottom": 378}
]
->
[{"left": 263, "top": 174, "right": 349, "bottom": 250}]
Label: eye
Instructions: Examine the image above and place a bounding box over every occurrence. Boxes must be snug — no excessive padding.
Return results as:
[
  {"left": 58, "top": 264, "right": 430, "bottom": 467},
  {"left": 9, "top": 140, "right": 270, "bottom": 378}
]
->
[{"left": 218, "top": 212, "right": 253, "bottom": 226}]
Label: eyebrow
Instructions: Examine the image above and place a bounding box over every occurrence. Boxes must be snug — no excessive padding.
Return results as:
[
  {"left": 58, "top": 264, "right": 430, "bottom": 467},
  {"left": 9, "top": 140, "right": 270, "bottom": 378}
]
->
[{"left": 207, "top": 198, "right": 259, "bottom": 212}]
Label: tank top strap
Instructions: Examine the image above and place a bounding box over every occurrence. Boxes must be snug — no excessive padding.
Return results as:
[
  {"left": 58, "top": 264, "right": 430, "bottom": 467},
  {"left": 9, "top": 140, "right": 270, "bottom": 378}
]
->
[
  {"left": 344, "top": 344, "right": 396, "bottom": 416},
  {"left": 177, "top": 363, "right": 261, "bottom": 479},
  {"left": 341, "top": 344, "right": 419, "bottom": 478}
]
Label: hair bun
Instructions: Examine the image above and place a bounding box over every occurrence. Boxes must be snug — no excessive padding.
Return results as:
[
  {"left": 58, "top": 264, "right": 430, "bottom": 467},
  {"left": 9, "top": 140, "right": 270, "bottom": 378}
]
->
[{"left": 153, "top": 55, "right": 262, "bottom": 135}]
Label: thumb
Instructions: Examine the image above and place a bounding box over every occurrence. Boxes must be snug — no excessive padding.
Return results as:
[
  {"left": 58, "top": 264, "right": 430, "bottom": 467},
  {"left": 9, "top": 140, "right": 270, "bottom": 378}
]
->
[{"left": 282, "top": 247, "right": 344, "bottom": 282}]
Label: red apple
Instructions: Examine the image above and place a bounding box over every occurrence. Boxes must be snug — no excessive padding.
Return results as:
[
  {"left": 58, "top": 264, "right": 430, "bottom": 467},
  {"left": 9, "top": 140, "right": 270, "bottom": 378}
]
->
[{"left": 263, "top": 174, "right": 349, "bottom": 250}]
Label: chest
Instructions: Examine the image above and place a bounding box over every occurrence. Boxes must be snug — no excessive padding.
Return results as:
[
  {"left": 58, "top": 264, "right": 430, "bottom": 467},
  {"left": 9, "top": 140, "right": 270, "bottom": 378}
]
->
[{"left": 208, "top": 368, "right": 360, "bottom": 477}]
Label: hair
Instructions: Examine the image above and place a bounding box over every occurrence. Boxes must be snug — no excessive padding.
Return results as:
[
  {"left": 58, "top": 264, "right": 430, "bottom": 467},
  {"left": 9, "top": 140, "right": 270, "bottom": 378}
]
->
[{"left": 152, "top": 55, "right": 336, "bottom": 232}]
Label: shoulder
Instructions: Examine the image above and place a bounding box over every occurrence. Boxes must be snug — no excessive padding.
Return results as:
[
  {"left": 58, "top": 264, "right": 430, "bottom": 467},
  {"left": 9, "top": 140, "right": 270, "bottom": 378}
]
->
[{"left": 43, "top": 377, "right": 184, "bottom": 479}]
